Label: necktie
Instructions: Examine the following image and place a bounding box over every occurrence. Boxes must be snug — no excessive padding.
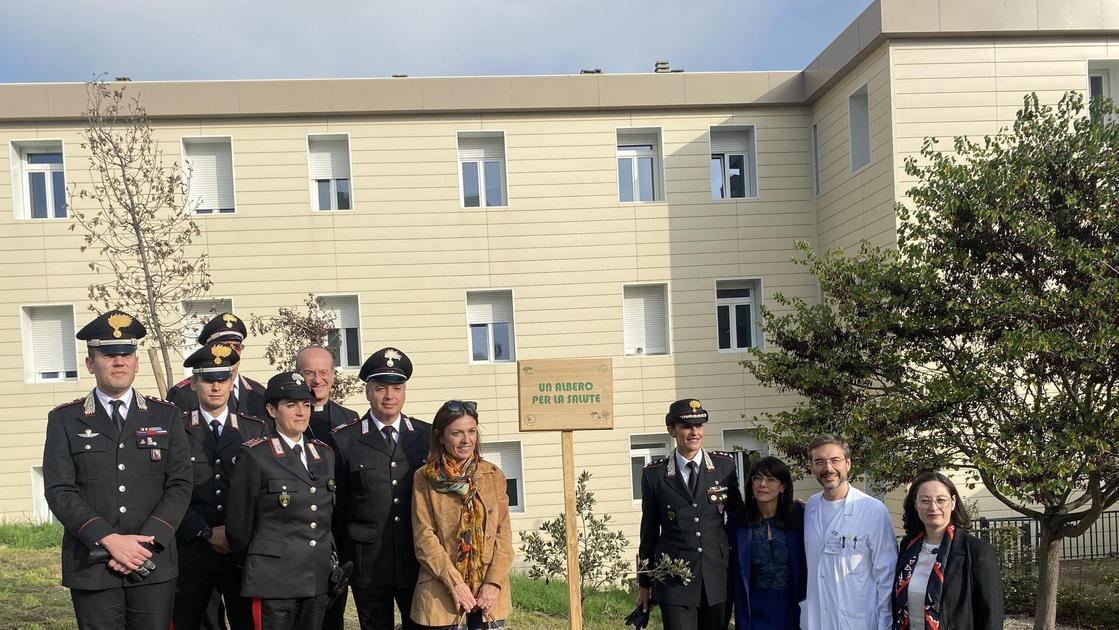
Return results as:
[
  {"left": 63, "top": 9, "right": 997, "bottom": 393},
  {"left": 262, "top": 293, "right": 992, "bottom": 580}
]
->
[
  {"left": 293, "top": 444, "right": 308, "bottom": 471},
  {"left": 210, "top": 419, "right": 222, "bottom": 443},
  {"left": 110, "top": 400, "right": 125, "bottom": 434},
  {"left": 687, "top": 461, "right": 699, "bottom": 495},
  {"left": 382, "top": 426, "right": 397, "bottom": 450}
]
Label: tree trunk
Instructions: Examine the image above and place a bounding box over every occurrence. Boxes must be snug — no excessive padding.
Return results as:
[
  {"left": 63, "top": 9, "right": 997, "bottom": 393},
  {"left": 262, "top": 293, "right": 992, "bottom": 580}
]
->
[{"left": 1033, "top": 520, "right": 1062, "bottom": 630}]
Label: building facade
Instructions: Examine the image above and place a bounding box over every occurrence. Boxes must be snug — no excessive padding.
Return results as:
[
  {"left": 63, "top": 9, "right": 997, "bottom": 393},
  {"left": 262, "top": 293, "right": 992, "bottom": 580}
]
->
[{"left": 3, "top": 0, "right": 1116, "bottom": 557}]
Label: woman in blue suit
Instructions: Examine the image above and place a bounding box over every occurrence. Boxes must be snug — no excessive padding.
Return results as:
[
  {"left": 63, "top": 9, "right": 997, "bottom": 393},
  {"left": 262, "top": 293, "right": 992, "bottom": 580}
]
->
[{"left": 728, "top": 456, "right": 806, "bottom": 630}]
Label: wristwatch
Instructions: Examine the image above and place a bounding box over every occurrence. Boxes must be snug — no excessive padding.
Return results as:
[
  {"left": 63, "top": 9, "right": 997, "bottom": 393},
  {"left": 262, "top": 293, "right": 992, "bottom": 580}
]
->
[{"left": 198, "top": 526, "right": 213, "bottom": 541}]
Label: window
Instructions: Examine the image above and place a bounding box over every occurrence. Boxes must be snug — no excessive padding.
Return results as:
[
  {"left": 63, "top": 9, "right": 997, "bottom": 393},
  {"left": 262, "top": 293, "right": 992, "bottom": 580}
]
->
[
  {"left": 723, "top": 428, "right": 770, "bottom": 497},
  {"left": 617, "top": 128, "right": 664, "bottom": 202},
  {"left": 716, "top": 279, "right": 761, "bottom": 351},
  {"left": 30, "top": 466, "right": 55, "bottom": 525},
  {"left": 22, "top": 305, "right": 78, "bottom": 383},
  {"left": 630, "top": 434, "right": 672, "bottom": 500},
  {"left": 849, "top": 83, "right": 871, "bottom": 171},
  {"left": 458, "top": 132, "right": 507, "bottom": 207},
  {"left": 709, "top": 126, "right": 757, "bottom": 199},
  {"left": 182, "top": 137, "right": 236, "bottom": 214},
  {"left": 466, "top": 290, "right": 515, "bottom": 362},
  {"left": 308, "top": 134, "right": 352, "bottom": 211},
  {"left": 485, "top": 441, "right": 525, "bottom": 512},
  {"left": 317, "top": 295, "right": 362, "bottom": 369},
  {"left": 811, "top": 123, "right": 821, "bottom": 196},
  {"left": 623, "top": 284, "right": 668, "bottom": 356},
  {"left": 181, "top": 298, "right": 234, "bottom": 371},
  {"left": 1090, "top": 70, "right": 1109, "bottom": 103},
  {"left": 10, "top": 140, "right": 66, "bottom": 219}
]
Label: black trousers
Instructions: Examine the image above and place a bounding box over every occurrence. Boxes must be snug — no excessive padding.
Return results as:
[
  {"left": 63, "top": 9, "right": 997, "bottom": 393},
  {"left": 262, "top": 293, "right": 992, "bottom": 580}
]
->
[
  {"left": 173, "top": 562, "right": 251, "bottom": 630},
  {"left": 659, "top": 583, "right": 728, "bottom": 630},
  {"left": 250, "top": 594, "right": 328, "bottom": 630},
  {"left": 70, "top": 578, "right": 177, "bottom": 630},
  {"left": 352, "top": 584, "right": 418, "bottom": 630}
]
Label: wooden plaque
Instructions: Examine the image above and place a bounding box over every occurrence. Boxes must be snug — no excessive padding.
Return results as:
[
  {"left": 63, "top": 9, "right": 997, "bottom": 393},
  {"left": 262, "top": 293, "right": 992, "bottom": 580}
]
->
[{"left": 517, "top": 358, "right": 613, "bottom": 431}]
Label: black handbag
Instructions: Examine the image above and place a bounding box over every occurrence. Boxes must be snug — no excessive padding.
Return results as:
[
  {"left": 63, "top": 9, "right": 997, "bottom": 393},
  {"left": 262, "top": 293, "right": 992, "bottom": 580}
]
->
[{"left": 327, "top": 551, "right": 353, "bottom": 609}]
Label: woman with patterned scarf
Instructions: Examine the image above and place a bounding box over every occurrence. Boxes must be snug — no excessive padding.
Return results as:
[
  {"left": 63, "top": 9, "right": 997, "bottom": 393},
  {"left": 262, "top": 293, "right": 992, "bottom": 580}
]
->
[
  {"left": 411, "top": 400, "right": 513, "bottom": 630},
  {"left": 891, "top": 471, "right": 1003, "bottom": 630}
]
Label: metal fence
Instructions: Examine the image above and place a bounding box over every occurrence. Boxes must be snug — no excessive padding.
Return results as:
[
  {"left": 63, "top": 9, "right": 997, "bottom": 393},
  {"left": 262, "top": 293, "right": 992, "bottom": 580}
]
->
[{"left": 976, "top": 510, "right": 1119, "bottom": 563}]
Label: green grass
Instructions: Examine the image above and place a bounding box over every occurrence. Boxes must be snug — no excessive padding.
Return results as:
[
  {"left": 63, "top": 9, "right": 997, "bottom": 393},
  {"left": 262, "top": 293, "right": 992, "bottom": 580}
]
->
[
  {"left": 506, "top": 574, "right": 663, "bottom": 629},
  {"left": 0, "top": 547, "right": 76, "bottom": 629},
  {"left": 0, "top": 522, "right": 63, "bottom": 549}
]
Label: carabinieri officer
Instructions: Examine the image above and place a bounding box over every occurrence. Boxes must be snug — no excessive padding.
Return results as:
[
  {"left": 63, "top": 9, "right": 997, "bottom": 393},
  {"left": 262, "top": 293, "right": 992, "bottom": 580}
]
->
[
  {"left": 43, "top": 310, "right": 192, "bottom": 630},
  {"left": 636, "top": 399, "right": 744, "bottom": 630},
  {"left": 168, "top": 312, "right": 267, "bottom": 418},
  {"left": 173, "top": 342, "right": 268, "bottom": 630},
  {"left": 227, "top": 371, "right": 336, "bottom": 630}
]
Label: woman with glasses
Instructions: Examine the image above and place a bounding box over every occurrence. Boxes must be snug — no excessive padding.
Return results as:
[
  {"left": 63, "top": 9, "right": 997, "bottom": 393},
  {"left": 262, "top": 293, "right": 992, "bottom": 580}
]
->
[
  {"left": 410, "top": 401, "right": 512, "bottom": 630},
  {"left": 728, "top": 456, "right": 806, "bottom": 630},
  {"left": 891, "top": 471, "right": 1003, "bottom": 630}
]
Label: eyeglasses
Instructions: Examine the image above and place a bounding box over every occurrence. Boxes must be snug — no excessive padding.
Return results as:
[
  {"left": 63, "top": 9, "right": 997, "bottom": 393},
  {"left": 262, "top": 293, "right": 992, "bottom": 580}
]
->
[
  {"left": 917, "top": 497, "right": 954, "bottom": 509},
  {"left": 443, "top": 400, "right": 478, "bottom": 415},
  {"left": 751, "top": 474, "right": 781, "bottom": 486},
  {"left": 299, "top": 369, "right": 334, "bottom": 380}
]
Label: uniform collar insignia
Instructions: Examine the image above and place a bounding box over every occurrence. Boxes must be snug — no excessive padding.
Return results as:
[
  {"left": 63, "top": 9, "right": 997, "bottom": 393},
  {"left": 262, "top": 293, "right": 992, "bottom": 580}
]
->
[
  {"left": 229, "top": 414, "right": 239, "bottom": 430},
  {"left": 704, "top": 451, "right": 715, "bottom": 471},
  {"left": 306, "top": 442, "right": 321, "bottom": 461},
  {"left": 83, "top": 392, "right": 96, "bottom": 416},
  {"left": 190, "top": 410, "right": 201, "bottom": 428},
  {"left": 269, "top": 437, "right": 285, "bottom": 457},
  {"left": 666, "top": 455, "right": 677, "bottom": 478},
  {"left": 361, "top": 418, "right": 369, "bottom": 435},
  {"left": 135, "top": 394, "right": 148, "bottom": 412}
]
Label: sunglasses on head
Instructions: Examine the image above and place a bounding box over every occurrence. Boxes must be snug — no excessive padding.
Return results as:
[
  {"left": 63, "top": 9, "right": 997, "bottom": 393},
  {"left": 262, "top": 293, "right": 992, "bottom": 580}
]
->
[{"left": 443, "top": 400, "right": 478, "bottom": 415}]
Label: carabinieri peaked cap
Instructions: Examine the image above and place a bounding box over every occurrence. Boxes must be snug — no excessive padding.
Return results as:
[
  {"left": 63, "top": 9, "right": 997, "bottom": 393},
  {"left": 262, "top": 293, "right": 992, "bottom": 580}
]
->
[
  {"left": 358, "top": 347, "right": 413, "bottom": 383},
  {"left": 183, "top": 341, "right": 241, "bottom": 381},
  {"left": 665, "top": 398, "right": 709, "bottom": 426},
  {"left": 196, "top": 312, "right": 248, "bottom": 345},
  {"left": 76, "top": 310, "right": 146, "bottom": 355},
  {"left": 264, "top": 371, "right": 315, "bottom": 404}
]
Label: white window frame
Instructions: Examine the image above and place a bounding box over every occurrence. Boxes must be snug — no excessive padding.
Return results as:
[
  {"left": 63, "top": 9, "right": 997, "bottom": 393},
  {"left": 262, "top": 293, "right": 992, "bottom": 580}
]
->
[
  {"left": 616, "top": 128, "right": 665, "bottom": 203},
  {"left": 811, "top": 123, "right": 822, "bottom": 197},
  {"left": 722, "top": 428, "right": 770, "bottom": 498},
  {"left": 10, "top": 139, "right": 67, "bottom": 221},
  {"left": 30, "top": 466, "right": 56, "bottom": 525},
  {"left": 180, "top": 298, "right": 235, "bottom": 373},
  {"left": 457, "top": 131, "right": 508, "bottom": 208},
  {"left": 465, "top": 289, "right": 516, "bottom": 363},
  {"left": 317, "top": 294, "right": 362, "bottom": 370},
  {"left": 622, "top": 283, "right": 670, "bottom": 357},
  {"left": 715, "top": 278, "right": 763, "bottom": 352},
  {"left": 1089, "top": 67, "right": 1112, "bottom": 102},
  {"left": 848, "top": 83, "right": 871, "bottom": 172},
  {"left": 20, "top": 304, "right": 79, "bottom": 384},
  {"left": 708, "top": 125, "right": 758, "bottom": 200},
  {"left": 485, "top": 440, "right": 526, "bottom": 513},
  {"left": 630, "top": 433, "right": 672, "bottom": 501},
  {"left": 307, "top": 133, "right": 354, "bottom": 212},
  {"left": 181, "top": 136, "right": 237, "bottom": 216}
]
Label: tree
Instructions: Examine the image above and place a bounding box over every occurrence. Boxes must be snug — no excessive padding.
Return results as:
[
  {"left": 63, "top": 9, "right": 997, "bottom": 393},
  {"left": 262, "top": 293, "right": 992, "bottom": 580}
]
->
[
  {"left": 69, "top": 79, "right": 212, "bottom": 393},
  {"left": 744, "top": 92, "right": 1119, "bottom": 630},
  {"left": 519, "top": 471, "right": 629, "bottom": 600},
  {"left": 248, "top": 293, "right": 364, "bottom": 402}
]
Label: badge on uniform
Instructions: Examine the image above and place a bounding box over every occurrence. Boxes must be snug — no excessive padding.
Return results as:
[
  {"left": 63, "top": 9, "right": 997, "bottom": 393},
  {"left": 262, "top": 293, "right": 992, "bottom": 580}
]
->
[
  {"left": 279, "top": 491, "right": 291, "bottom": 508},
  {"left": 78, "top": 429, "right": 100, "bottom": 439},
  {"left": 667, "top": 510, "right": 676, "bottom": 521},
  {"left": 151, "top": 449, "right": 162, "bottom": 462},
  {"left": 327, "top": 477, "right": 336, "bottom": 491},
  {"left": 707, "top": 483, "right": 729, "bottom": 514},
  {"left": 135, "top": 427, "right": 168, "bottom": 449}
]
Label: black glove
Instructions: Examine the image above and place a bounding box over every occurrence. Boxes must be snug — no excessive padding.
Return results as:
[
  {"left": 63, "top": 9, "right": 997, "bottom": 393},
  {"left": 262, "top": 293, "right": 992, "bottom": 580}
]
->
[
  {"left": 624, "top": 602, "right": 653, "bottom": 630},
  {"left": 327, "top": 552, "right": 353, "bottom": 609},
  {"left": 87, "top": 539, "right": 165, "bottom": 582}
]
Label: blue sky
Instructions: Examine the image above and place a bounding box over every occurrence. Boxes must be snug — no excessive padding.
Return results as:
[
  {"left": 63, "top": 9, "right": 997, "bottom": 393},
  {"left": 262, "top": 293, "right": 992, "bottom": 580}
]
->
[{"left": 0, "top": 1, "right": 873, "bottom": 82}]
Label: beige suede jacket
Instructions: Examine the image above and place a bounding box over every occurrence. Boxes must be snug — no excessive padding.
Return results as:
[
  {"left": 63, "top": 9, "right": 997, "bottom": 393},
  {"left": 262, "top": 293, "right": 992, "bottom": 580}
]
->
[{"left": 410, "top": 458, "right": 514, "bottom": 626}]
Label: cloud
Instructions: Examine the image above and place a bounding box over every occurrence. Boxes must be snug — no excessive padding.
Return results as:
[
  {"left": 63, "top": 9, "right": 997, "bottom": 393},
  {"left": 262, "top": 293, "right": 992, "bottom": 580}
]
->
[{"left": 0, "top": 0, "right": 870, "bottom": 82}]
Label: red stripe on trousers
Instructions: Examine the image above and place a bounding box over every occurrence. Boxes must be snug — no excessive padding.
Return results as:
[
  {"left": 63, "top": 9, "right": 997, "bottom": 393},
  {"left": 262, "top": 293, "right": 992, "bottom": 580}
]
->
[{"left": 253, "top": 597, "right": 262, "bottom": 630}]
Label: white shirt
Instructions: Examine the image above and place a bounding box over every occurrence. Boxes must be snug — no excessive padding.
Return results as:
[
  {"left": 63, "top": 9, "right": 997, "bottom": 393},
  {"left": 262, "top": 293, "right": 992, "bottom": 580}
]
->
[
  {"left": 200, "top": 407, "right": 229, "bottom": 437},
  {"left": 369, "top": 412, "right": 401, "bottom": 434},
  {"left": 674, "top": 449, "right": 705, "bottom": 487},
  {"left": 277, "top": 432, "right": 308, "bottom": 469},
  {"left": 817, "top": 495, "right": 847, "bottom": 539},
  {"left": 95, "top": 388, "right": 135, "bottom": 420},
  {"left": 908, "top": 542, "right": 939, "bottom": 630}
]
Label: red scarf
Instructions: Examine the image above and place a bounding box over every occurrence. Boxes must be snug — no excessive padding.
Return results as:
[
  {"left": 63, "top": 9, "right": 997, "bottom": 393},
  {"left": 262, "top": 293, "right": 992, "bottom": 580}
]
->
[{"left": 892, "top": 525, "right": 954, "bottom": 630}]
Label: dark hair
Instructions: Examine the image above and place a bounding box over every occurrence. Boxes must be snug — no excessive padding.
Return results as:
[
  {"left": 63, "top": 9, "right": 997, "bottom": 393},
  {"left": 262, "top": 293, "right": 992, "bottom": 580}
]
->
[
  {"left": 902, "top": 471, "right": 970, "bottom": 537},
  {"left": 808, "top": 434, "right": 851, "bottom": 460},
  {"left": 427, "top": 401, "right": 481, "bottom": 465},
  {"left": 740, "top": 456, "right": 802, "bottom": 529}
]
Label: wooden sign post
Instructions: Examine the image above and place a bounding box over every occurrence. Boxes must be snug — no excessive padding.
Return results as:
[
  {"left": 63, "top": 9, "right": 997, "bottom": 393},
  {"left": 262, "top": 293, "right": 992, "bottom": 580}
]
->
[{"left": 518, "top": 358, "right": 614, "bottom": 630}]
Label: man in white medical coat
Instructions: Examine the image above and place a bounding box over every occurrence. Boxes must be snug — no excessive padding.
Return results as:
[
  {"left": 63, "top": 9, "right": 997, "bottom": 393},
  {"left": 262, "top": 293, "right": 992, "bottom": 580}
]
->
[{"left": 801, "top": 436, "right": 896, "bottom": 630}]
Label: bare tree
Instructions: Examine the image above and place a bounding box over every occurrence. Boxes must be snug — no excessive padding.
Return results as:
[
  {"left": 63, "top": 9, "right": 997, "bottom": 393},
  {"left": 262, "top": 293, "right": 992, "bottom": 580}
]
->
[{"left": 69, "top": 79, "right": 212, "bottom": 394}]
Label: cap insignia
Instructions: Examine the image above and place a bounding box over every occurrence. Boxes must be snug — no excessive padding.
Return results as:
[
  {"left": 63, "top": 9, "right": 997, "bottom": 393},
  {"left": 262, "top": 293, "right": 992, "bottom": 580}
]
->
[
  {"left": 223, "top": 313, "right": 238, "bottom": 328},
  {"left": 291, "top": 372, "right": 305, "bottom": 385},
  {"left": 689, "top": 400, "right": 701, "bottom": 410},
  {"left": 108, "top": 313, "right": 133, "bottom": 338},
  {"left": 384, "top": 348, "right": 401, "bottom": 367},
  {"left": 211, "top": 344, "right": 232, "bottom": 365}
]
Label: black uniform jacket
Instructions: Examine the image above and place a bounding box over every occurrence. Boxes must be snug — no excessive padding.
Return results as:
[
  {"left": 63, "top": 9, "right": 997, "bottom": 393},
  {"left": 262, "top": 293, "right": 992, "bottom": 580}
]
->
[
  {"left": 226, "top": 434, "right": 336, "bottom": 599},
  {"left": 331, "top": 411, "right": 431, "bottom": 589},
  {"left": 891, "top": 530, "right": 1004, "bottom": 630},
  {"left": 177, "top": 409, "right": 267, "bottom": 571},
  {"left": 43, "top": 390, "right": 192, "bottom": 589},
  {"left": 638, "top": 450, "right": 744, "bottom": 607},
  {"left": 167, "top": 374, "right": 267, "bottom": 419},
  {"left": 305, "top": 400, "right": 359, "bottom": 449}
]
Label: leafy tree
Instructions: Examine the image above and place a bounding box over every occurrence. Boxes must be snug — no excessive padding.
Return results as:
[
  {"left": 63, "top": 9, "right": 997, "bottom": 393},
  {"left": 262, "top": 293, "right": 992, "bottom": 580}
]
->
[
  {"left": 248, "top": 293, "right": 364, "bottom": 402},
  {"left": 519, "top": 470, "right": 629, "bottom": 600},
  {"left": 69, "top": 79, "right": 212, "bottom": 393},
  {"left": 744, "top": 92, "right": 1119, "bottom": 630}
]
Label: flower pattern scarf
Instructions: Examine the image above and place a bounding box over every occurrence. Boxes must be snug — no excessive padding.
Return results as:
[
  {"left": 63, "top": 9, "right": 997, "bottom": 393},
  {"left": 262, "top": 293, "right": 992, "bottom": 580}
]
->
[
  {"left": 422, "top": 453, "right": 488, "bottom": 592},
  {"left": 892, "top": 525, "right": 954, "bottom": 630}
]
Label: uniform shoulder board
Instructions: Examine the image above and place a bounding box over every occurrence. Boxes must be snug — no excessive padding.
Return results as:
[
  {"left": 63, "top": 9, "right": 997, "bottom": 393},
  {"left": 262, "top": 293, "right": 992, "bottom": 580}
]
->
[
  {"left": 52, "top": 397, "right": 84, "bottom": 411},
  {"left": 238, "top": 413, "right": 266, "bottom": 425},
  {"left": 143, "top": 395, "right": 177, "bottom": 408},
  {"left": 709, "top": 450, "right": 735, "bottom": 460},
  {"left": 309, "top": 437, "right": 332, "bottom": 449},
  {"left": 173, "top": 378, "right": 191, "bottom": 388},
  {"left": 644, "top": 457, "right": 667, "bottom": 469},
  {"left": 331, "top": 418, "right": 360, "bottom": 433},
  {"left": 242, "top": 437, "right": 268, "bottom": 448}
]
